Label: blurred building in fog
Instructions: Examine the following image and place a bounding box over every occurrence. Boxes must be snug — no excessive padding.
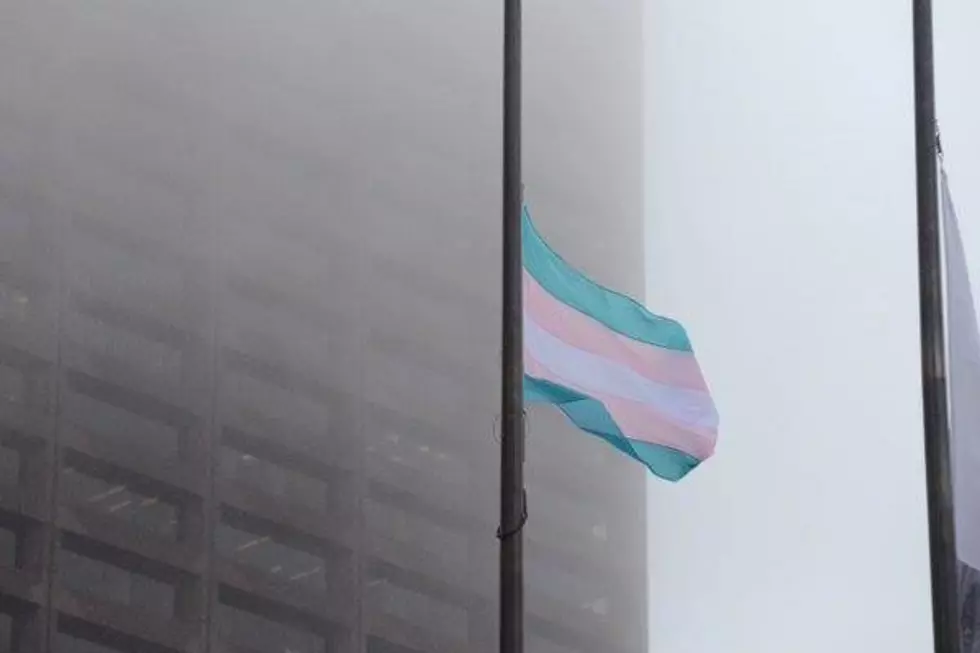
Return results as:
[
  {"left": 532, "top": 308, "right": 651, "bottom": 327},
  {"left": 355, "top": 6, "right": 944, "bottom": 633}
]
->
[{"left": 0, "top": 2, "right": 645, "bottom": 652}]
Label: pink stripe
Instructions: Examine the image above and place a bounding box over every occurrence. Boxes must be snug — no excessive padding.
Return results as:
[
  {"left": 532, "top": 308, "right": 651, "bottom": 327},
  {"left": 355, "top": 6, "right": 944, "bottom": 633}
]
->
[
  {"left": 526, "top": 355, "right": 716, "bottom": 460},
  {"left": 523, "top": 272, "right": 707, "bottom": 391}
]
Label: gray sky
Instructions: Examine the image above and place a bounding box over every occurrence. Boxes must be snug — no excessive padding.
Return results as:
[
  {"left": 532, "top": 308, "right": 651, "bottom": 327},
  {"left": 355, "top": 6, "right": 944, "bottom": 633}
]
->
[{"left": 642, "top": 0, "right": 980, "bottom": 650}]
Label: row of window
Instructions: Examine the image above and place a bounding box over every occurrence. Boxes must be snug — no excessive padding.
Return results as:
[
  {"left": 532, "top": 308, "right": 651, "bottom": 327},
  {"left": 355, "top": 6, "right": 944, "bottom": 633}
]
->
[
  {"left": 0, "top": 604, "right": 328, "bottom": 653},
  {"left": 67, "top": 363, "right": 622, "bottom": 560},
  {"left": 0, "top": 366, "right": 620, "bottom": 613},
  {"left": 66, "top": 308, "right": 185, "bottom": 387},
  {"left": 0, "top": 202, "right": 624, "bottom": 653},
  {"left": 62, "top": 461, "right": 180, "bottom": 541},
  {"left": 1, "top": 384, "right": 619, "bottom": 608},
  {"left": 52, "top": 202, "right": 482, "bottom": 417},
  {"left": 60, "top": 543, "right": 177, "bottom": 620},
  {"left": 56, "top": 194, "right": 497, "bottom": 436},
  {"left": 217, "top": 590, "right": 330, "bottom": 653},
  {"left": 10, "top": 615, "right": 591, "bottom": 653},
  {"left": 7, "top": 217, "right": 612, "bottom": 530},
  {"left": 0, "top": 523, "right": 333, "bottom": 652},
  {"left": 0, "top": 497, "right": 611, "bottom": 653}
]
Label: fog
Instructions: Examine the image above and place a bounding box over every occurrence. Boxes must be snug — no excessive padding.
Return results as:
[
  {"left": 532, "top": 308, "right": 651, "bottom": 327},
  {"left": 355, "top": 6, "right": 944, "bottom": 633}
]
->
[
  {"left": 0, "top": 2, "right": 647, "bottom": 652},
  {"left": 644, "top": 0, "right": 967, "bottom": 651}
]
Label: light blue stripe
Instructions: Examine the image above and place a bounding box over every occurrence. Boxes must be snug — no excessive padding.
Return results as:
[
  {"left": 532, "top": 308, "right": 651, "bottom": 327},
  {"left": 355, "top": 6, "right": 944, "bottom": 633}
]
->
[
  {"left": 522, "top": 208, "right": 692, "bottom": 352},
  {"left": 524, "top": 375, "right": 701, "bottom": 482}
]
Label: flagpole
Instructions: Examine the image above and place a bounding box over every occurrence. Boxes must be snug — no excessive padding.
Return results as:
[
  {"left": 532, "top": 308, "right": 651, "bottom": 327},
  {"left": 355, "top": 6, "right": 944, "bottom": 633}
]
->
[
  {"left": 499, "top": 0, "right": 525, "bottom": 651},
  {"left": 912, "top": 0, "right": 960, "bottom": 650}
]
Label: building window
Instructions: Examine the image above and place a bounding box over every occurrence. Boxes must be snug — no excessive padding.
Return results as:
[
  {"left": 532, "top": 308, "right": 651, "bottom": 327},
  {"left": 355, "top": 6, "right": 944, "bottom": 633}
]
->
[
  {"left": 215, "top": 509, "right": 328, "bottom": 593},
  {"left": 0, "top": 441, "right": 20, "bottom": 486},
  {"left": 0, "top": 600, "right": 41, "bottom": 653},
  {"left": 526, "top": 554, "right": 609, "bottom": 616},
  {"left": 366, "top": 635, "right": 423, "bottom": 653},
  {"left": 363, "top": 346, "right": 479, "bottom": 431},
  {"left": 363, "top": 416, "right": 471, "bottom": 507},
  {"left": 53, "top": 629, "right": 177, "bottom": 653},
  {"left": 366, "top": 577, "right": 469, "bottom": 641},
  {"left": 0, "top": 363, "right": 25, "bottom": 406},
  {"left": 56, "top": 615, "right": 180, "bottom": 653},
  {"left": 222, "top": 273, "right": 350, "bottom": 375},
  {"left": 223, "top": 368, "right": 332, "bottom": 434},
  {"left": 527, "top": 634, "right": 586, "bottom": 653},
  {"left": 218, "top": 443, "right": 329, "bottom": 511},
  {"left": 0, "top": 514, "right": 22, "bottom": 568},
  {"left": 216, "top": 592, "right": 327, "bottom": 653},
  {"left": 0, "top": 525, "right": 17, "bottom": 568},
  {"left": 65, "top": 309, "right": 183, "bottom": 385},
  {"left": 364, "top": 497, "right": 467, "bottom": 572},
  {"left": 367, "top": 427, "right": 466, "bottom": 478},
  {"left": 0, "top": 611, "right": 10, "bottom": 651},
  {"left": 58, "top": 536, "right": 177, "bottom": 619},
  {"left": 0, "top": 278, "right": 32, "bottom": 324},
  {"left": 63, "top": 386, "right": 181, "bottom": 462},
  {"left": 69, "top": 227, "right": 184, "bottom": 308},
  {"left": 60, "top": 458, "right": 181, "bottom": 541},
  {"left": 55, "top": 633, "right": 121, "bottom": 653},
  {"left": 528, "top": 485, "right": 610, "bottom": 550}
]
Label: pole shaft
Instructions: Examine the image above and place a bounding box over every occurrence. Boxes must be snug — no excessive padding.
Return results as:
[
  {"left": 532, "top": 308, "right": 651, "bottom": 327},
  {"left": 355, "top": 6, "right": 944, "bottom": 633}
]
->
[
  {"left": 500, "top": 0, "right": 524, "bottom": 652},
  {"left": 912, "top": 0, "right": 960, "bottom": 650}
]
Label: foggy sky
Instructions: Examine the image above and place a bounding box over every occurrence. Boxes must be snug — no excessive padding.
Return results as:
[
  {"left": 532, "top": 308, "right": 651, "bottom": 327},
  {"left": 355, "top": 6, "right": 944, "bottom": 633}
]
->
[{"left": 641, "top": 0, "right": 978, "bottom": 651}]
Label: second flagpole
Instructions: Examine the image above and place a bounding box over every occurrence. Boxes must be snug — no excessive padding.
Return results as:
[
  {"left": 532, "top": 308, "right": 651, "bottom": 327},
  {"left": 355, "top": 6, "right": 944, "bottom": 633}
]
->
[
  {"left": 912, "top": 0, "right": 960, "bottom": 650},
  {"left": 499, "top": 0, "right": 526, "bottom": 652}
]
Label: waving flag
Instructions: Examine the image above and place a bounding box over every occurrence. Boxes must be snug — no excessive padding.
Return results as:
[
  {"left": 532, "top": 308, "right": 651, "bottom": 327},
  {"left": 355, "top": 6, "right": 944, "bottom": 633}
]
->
[{"left": 522, "top": 209, "right": 717, "bottom": 481}]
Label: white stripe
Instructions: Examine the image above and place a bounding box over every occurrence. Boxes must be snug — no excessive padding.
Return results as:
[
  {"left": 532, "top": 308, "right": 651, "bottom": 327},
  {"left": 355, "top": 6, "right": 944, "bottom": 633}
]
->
[{"left": 524, "top": 315, "right": 718, "bottom": 429}]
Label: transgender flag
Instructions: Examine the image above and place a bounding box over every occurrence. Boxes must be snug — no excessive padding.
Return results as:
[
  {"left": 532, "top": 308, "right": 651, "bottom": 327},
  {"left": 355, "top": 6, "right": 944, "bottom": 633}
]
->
[{"left": 522, "top": 209, "right": 718, "bottom": 481}]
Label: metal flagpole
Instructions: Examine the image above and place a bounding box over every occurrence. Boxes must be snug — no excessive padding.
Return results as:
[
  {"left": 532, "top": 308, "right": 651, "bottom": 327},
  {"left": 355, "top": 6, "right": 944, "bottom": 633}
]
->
[
  {"left": 912, "top": 0, "right": 960, "bottom": 650},
  {"left": 499, "top": 0, "right": 526, "bottom": 652}
]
